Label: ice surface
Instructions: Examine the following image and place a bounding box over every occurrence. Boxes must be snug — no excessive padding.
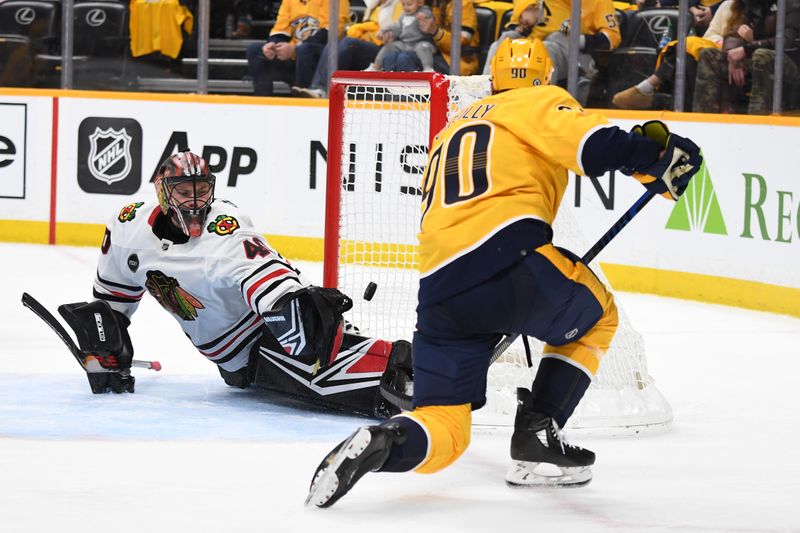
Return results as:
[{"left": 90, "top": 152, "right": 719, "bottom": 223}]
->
[{"left": 2, "top": 243, "right": 799, "bottom": 532}]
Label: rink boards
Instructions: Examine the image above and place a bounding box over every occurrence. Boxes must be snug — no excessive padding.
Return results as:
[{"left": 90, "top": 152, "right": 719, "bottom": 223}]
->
[{"left": 0, "top": 87, "right": 798, "bottom": 316}]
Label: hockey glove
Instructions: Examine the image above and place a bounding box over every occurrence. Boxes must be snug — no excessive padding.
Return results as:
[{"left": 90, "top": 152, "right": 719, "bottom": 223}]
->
[
  {"left": 265, "top": 286, "right": 353, "bottom": 369},
  {"left": 631, "top": 120, "right": 703, "bottom": 201},
  {"left": 58, "top": 300, "right": 135, "bottom": 394}
]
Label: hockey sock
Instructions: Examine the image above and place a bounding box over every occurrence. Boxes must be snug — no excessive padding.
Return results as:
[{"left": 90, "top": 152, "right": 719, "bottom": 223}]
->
[
  {"left": 530, "top": 357, "right": 591, "bottom": 428},
  {"left": 377, "top": 415, "right": 429, "bottom": 472},
  {"left": 636, "top": 79, "right": 656, "bottom": 95},
  {"left": 378, "top": 404, "right": 471, "bottom": 474}
]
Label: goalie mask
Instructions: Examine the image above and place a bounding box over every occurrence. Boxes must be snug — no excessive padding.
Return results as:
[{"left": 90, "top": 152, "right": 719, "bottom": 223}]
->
[
  {"left": 154, "top": 151, "right": 216, "bottom": 238},
  {"left": 490, "top": 38, "right": 554, "bottom": 93}
]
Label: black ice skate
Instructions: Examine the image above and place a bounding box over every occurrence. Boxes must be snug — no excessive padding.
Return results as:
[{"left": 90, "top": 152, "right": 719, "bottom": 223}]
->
[
  {"left": 305, "top": 423, "right": 406, "bottom": 508},
  {"left": 506, "top": 388, "right": 595, "bottom": 488}
]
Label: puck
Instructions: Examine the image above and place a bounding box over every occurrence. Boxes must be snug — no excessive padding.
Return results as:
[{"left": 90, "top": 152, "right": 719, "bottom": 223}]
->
[{"left": 363, "top": 282, "right": 378, "bottom": 301}]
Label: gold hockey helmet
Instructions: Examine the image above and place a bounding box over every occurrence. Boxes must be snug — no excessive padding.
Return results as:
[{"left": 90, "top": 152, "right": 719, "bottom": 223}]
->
[{"left": 490, "top": 38, "right": 554, "bottom": 92}]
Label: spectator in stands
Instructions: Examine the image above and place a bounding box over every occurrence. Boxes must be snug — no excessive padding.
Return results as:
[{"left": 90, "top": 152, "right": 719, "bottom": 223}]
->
[
  {"left": 693, "top": 0, "right": 800, "bottom": 114},
  {"left": 246, "top": 0, "right": 349, "bottom": 96},
  {"left": 689, "top": 1, "right": 725, "bottom": 35},
  {"left": 365, "top": 0, "right": 437, "bottom": 72},
  {"left": 612, "top": 0, "right": 737, "bottom": 110},
  {"left": 294, "top": 0, "right": 403, "bottom": 97},
  {"left": 213, "top": 1, "right": 253, "bottom": 39},
  {"left": 481, "top": 0, "right": 541, "bottom": 72},
  {"left": 482, "top": 0, "right": 621, "bottom": 105},
  {"left": 380, "top": 0, "right": 482, "bottom": 75}
]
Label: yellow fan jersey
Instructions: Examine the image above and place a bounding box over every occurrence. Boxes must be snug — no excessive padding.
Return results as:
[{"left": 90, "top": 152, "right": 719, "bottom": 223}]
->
[
  {"left": 511, "top": 0, "right": 621, "bottom": 49},
  {"left": 417, "top": 85, "right": 607, "bottom": 306},
  {"left": 271, "top": 0, "right": 350, "bottom": 43},
  {"left": 129, "top": 0, "right": 194, "bottom": 59}
]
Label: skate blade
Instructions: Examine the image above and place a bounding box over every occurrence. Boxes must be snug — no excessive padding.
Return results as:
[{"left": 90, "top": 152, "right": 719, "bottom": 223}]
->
[
  {"left": 305, "top": 427, "right": 373, "bottom": 507},
  {"left": 505, "top": 461, "right": 592, "bottom": 488}
]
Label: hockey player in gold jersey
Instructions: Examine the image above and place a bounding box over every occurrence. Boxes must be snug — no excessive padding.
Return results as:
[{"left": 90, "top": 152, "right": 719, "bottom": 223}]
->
[{"left": 306, "top": 39, "right": 702, "bottom": 507}]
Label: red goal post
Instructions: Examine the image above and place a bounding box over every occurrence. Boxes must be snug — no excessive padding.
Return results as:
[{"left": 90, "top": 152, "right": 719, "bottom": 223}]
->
[
  {"left": 324, "top": 72, "right": 451, "bottom": 289},
  {"left": 323, "top": 71, "right": 672, "bottom": 435}
]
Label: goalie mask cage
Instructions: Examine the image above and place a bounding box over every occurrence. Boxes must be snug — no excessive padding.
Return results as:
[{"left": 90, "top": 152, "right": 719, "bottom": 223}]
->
[{"left": 324, "top": 71, "right": 672, "bottom": 435}]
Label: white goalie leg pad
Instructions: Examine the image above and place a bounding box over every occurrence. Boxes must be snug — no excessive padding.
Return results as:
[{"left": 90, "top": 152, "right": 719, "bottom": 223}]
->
[{"left": 505, "top": 461, "right": 593, "bottom": 488}]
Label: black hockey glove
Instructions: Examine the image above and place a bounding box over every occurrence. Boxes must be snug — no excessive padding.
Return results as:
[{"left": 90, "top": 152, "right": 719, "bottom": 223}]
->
[
  {"left": 265, "top": 286, "right": 353, "bottom": 369},
  {"left": 58, "top": 300, "right": 135, "bottom": 394},
  {"left": 631, "top": 120, "right": 703, "bottom": 201}
]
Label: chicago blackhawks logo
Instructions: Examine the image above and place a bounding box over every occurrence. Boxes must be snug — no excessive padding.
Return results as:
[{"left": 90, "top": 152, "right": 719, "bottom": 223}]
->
[
  {"left": 207, "top": 214, "right": 240, "bottom": 236},
  {"left": 118, "top": 202, "right": 144, "bottom": 222},
  {"left": 145, "top": 270, "right": 205, "bottom": 321}
]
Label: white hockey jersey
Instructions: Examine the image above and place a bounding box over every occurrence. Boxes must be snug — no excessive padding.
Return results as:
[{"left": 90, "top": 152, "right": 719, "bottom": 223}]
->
[{"left": 93, "top": 199, "right": 310, "bottom": 372}]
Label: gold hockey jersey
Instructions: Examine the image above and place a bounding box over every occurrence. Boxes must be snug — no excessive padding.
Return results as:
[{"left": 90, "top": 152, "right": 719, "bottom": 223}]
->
[
  {"left": 417, "top": 85, "right": 607, "bottom": 302},
  {"left": 511, "top": 0, "right": 621, "bottom": 49},
  {"left": 129, "top": 0, "right": 194, "bottom": 59},
  {"left": 271, "top": 0, "right": 351, "bottom": 43}
]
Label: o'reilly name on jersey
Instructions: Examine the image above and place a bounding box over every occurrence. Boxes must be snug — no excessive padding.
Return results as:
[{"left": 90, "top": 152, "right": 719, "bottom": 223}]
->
[{"left": 77, "top": 117, "right": 143, "bottom": 195}]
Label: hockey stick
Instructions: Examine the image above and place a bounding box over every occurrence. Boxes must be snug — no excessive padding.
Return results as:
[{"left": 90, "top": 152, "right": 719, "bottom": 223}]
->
[
  {"left": 21, "top": 292, "right": 162, "bottom": 371},
  {"left": 379, "top": 190, "right": 656, "bottom": 413},
  {"left": 489, "top": 189, "right": 657, "bottom": 365}
]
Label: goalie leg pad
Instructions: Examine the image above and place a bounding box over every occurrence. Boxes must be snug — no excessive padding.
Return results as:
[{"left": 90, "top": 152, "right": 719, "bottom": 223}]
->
[{"left": 378, "top": 340, "right": 414, "bottom": 413}]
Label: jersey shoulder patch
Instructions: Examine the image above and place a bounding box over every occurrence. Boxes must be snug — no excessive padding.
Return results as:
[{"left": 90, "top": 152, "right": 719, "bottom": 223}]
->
[
  {"left": 117, "top": 201, "right": 146, "bottom": 223},
  {"left": 206, "top": 214, "right": 241, "bottom": 236}
]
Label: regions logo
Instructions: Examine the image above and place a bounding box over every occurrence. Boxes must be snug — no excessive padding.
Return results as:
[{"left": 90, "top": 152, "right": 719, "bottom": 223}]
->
[
  {"left": 666, "top": 159, "right": 727, "bottom": 235},
  {"left": 207, "top": 214, "right": 240, "bottom": 236},
  {"left": 145, "top": 270, "right": 205, "bottom": 321},
  {"left": 77, "top": 117, "right": 142, "bottom": 195},
  {"left": 117, "top": 201, "right": 144, "bottom": 222}
]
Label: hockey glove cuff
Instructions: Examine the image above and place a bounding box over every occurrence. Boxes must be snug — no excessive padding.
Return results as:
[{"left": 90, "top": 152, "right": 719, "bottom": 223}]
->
[{"left": 631, "top": 120, "right": 703, "bottom": 201}]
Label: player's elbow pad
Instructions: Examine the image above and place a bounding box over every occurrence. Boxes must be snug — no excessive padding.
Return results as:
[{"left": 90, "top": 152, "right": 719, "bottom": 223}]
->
[{"left": 581, "top": 126, "right": 661, "bottom": 178}]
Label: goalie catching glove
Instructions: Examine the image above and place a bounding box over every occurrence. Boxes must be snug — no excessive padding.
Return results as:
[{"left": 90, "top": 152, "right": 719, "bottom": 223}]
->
[
  {"left": 631, "top": 120, "right": 703, "bottom": 201},
  {"left": 58, "top": 300, "right": 135, "bottom": 394}
]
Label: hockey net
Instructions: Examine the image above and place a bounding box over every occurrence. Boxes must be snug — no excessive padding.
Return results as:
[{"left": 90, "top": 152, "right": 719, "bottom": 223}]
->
[{"left": 323, "top": 72, "right": 672, "bottom": 435}]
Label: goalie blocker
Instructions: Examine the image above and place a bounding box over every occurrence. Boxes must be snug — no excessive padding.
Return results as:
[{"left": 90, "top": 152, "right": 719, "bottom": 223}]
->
[
  {"left": 58, "top": 300, "right": 136, "bottom": 394},
  {"left": 216, "top": 287, "right": 414, "bottom": 419}
]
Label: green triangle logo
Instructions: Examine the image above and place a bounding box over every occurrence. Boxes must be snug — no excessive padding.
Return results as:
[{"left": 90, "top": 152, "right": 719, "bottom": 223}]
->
[{"left": 666, "top": 158, "right": 727, "bottom": 235}]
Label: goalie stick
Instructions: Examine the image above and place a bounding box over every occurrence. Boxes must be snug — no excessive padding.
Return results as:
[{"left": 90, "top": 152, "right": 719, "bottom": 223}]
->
[
  {"left": 379, "top": 189, "right": 657, "bottom": 412},
  {"left": 21, "top": 292, "right": 162, "bottom": 371}
]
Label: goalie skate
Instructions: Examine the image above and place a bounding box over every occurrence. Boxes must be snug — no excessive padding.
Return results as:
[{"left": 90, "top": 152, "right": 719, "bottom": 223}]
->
[
  {"left": 506, "top": 388, "right": 595, "bottom": 488},
  {"left": 306, "top": 423, "right": 406, "bottom": 508}
]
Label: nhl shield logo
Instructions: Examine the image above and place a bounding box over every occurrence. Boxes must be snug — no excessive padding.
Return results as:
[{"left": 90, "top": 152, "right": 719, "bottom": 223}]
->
[
  {"left": 88, "top": 127, "right": 132, "bottom": 184},
  {"left": 77, "top": 116, "right": 142, "bottom": 195}
]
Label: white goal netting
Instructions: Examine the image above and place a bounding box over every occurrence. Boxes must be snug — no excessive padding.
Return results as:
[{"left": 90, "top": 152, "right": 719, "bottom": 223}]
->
[{"left": 325, "top": 73, "right": 672, "bottom": 435}]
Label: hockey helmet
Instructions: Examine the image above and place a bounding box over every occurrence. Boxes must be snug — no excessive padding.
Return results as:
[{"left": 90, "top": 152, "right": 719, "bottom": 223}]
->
[
  {"left": 490, "top": 38, "right": 554, "bottom": 93},
  {"left": 154, "top": 150, "right": 216, "bottom": 238}
]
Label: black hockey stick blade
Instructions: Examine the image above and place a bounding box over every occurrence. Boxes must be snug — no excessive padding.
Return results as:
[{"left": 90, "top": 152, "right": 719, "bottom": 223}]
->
[
  {"left": 21, "top": 292, "right": 85, "bottom": 368},
  {"left": 489, "top": 189, "right": 657, "bottom": 366}
]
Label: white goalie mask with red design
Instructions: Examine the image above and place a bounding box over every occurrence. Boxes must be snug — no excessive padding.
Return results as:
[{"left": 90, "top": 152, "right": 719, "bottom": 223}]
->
[{"left": 154, "top": 151, "right": 216, "bottom": 238}]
